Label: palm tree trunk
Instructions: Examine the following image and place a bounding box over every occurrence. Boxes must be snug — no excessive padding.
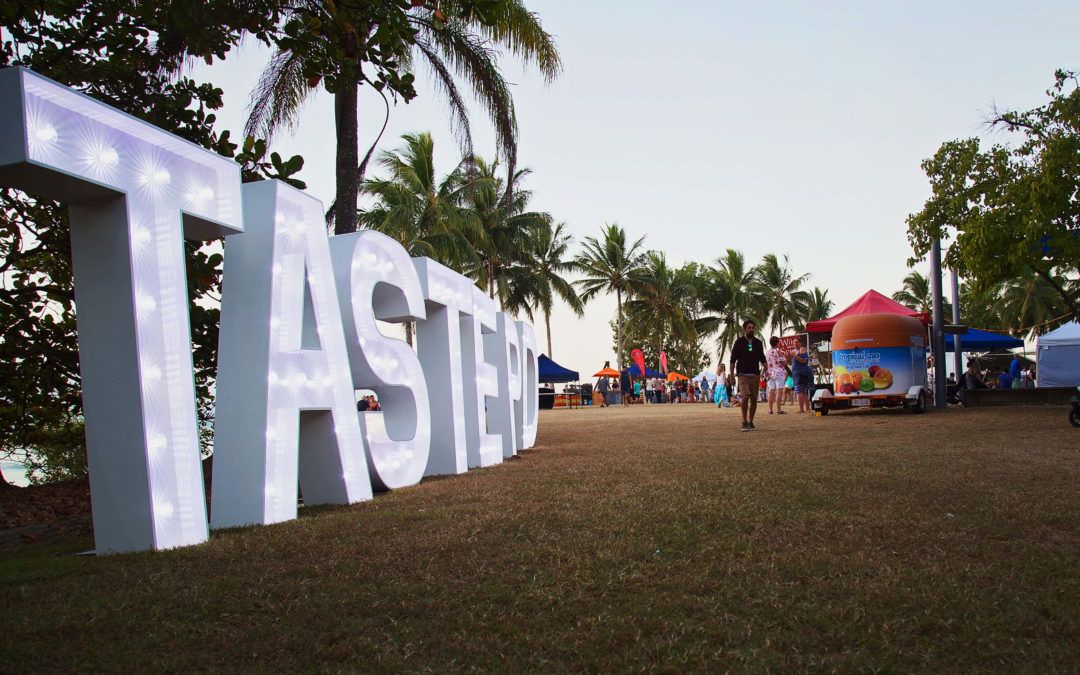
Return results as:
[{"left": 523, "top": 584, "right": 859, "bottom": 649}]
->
[
  {"left": 616, "top": 289, "right": 623, "bottom": 370},
  {"left": 545, "top": 310, "right": 553, "bottom": 358},
  {"left": 333, "top": 76, "right": 360, "bottom": 235},
  {"left": 488, "top": 259, "right": 495, "bottom": 300},
  {"left": 405, "top": 321, "right": 413, "bottom": 348}
]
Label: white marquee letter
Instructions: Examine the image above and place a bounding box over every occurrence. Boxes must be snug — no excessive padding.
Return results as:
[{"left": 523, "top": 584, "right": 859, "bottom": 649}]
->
[
  {"left": 331, "top": 231, "right": 430, "bottom": 490},
  {"left": 517, "top": 321, "right": 540, "bottom": 450},
  {"left": 485, "top": 312, "right": 521, "bottom": 458},
  {"left": 461, "top": 287, "right": 503, "bottom": 468},
  {"left": 414, "top": 258, "right": 470, "bottom": 475},
  {"left": 211, "top": 181, "right": 371, "bottom": 528},
  {"left": 0, "top": 68, "right": 242, "bottom": 552}
]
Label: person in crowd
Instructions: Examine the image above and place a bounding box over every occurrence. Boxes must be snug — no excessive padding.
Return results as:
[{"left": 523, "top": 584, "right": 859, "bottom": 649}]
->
[
  {"left": 997, "top": 370, "right": 1012, "bottom": 389},
  {"left": 958, "top": 360, "right": 988, "bottom": 404},
  {"left": 596, "top": 375, "right": 610, "bottom": 407},
  {"left": 645, "top": 376, "right": 655, "bottom": 404},
  {"left": 633, "top": 377, "right": 642, "bottom": 403},
  {"left": 730, "top": 319, "right": 767, "bottom": 431},
  {"left": 765, "top": 336, "right": 788, "bottom": 415},
  {"left": 619, "top": 368, "right": 632, "bottom": 407},
  {"left": 700, "top": 376, "right": 711, "bottom": 404},
  {"left": 1027, "top": 366, "right": 1036, "bottom": 387},
  {"left": 784, "top": 373, "right": 794, "bottom": 404},
  {"left": 791, "top": 338, "right": 813, "bottom": 413},
  {"left": 367, "top": 395, "right": 380, "bottom": 411},
  {"left": 357, "top": 397, "right": 370, "bottom": 412},
  {"left": 715, "top": 364, "right": 728, "bottom": 408},
  {"left": 1009, "top": 354, "right": 1022, "bottom": 389}
]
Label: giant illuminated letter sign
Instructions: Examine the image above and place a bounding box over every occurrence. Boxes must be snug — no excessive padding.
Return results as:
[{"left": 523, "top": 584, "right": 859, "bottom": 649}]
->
[
  {"left": 0, "top": 68, "right": 243, "bottom": 553},
  {"left": 413, "top": 257, "right": 471, "bottom": 476},
  {"left": 517, "top": 321, "right": 540, "bottom": 450},
  {"left": 211, "top": 181, "right": 372, "bottom": 528},
  {"left": 331, "top": 230, "right": 430, "bottom": 490},
  {"left": 461, "top": 287, "right": 503, "bottom": 468},
  {"left": 486, "top": 312, "right": 521, "bottom": 458}
]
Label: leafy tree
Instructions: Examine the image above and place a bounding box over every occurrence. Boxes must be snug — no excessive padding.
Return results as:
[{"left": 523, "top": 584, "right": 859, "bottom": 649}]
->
[
  {"left": 907, "top": 69, "right": 1080, "bottom": 323},
  {"left": 0, "top": 1, "right": 303, "bottom": 485},
  {"left": 246, "top": 0, "right": 561, "bottom": 234},
  {"left": 891, "top": 270, "right": 952, "bottom": 319},
  {"left": 701, "top": 249, "right": 765, "bottom": 361},
  {"left": 755, "top": 253, "right": 811, "bottom": 336},
  {"left": 460, "top": 157, "right": 550, "bottom": 304},
  {"left": 573, "top": 224, "right": 646, "bottom": 370},
  {"left": 997, "top": 269, "right": 1070, "bottom": 337},
  {"left": 804, "top": 287, "right": 834, "bottom": 325},
  {"left": 625, "top": 252, "right": 696, "bottom": 367},
  {"left": 501, "top": 221, "right": 583, "bottom": 358}
]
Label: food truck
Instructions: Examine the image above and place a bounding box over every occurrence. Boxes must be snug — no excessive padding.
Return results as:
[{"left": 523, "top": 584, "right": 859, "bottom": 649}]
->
[{"left": 812, "top": 313, "right": 930, "bottom": 414}]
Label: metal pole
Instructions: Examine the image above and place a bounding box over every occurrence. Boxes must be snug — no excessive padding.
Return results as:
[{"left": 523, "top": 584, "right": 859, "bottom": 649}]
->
[
  {"left": 950, "top": 268, "right": 962, "bottom": 380},
  {"left": 930, "top": 239, "right": 947, "bottom": 409}
]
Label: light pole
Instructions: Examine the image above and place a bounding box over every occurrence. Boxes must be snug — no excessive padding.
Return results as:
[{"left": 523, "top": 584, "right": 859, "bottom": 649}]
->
[
  {"left": 951, "top": 268, "right": 963, "bottom": 380},
  {"left": 930, "top": 239, "right": 947, "bottom": 409}
]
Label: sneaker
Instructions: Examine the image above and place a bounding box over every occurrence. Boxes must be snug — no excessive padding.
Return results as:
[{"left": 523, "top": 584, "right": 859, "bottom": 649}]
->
[
  {"left": 748, "top": 421, "right": 756, "bottom": 430},
  {"left": 740, "top": 421, "right": 749, "bottom": 432}
]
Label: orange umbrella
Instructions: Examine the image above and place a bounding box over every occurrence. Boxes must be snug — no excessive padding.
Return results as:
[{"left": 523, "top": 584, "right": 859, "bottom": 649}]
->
[
  {"left": 666, "top": 371, "right": 689, "bottom": 381},
  {"left": 593, "top": 367, "right": 620, "bottom": 378}
]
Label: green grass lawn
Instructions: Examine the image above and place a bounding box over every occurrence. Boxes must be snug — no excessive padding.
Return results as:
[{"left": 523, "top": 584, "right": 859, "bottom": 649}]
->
[{"left": 3, "top": 404, "right": 1079, "bottom": 671}]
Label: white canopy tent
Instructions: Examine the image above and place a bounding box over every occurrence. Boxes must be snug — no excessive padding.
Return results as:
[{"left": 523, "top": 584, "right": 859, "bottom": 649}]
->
[
  {"left": 694, "top": 370, "right": 718, "bottom": 383},
  {"left": 1036, "top": 321, "right": 1080, "bottom": 387}
]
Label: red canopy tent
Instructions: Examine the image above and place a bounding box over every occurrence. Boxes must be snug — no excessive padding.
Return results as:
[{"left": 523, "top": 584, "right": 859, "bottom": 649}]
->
[{"left": 807, "top": 289, "right": 929, "bottom": 335}]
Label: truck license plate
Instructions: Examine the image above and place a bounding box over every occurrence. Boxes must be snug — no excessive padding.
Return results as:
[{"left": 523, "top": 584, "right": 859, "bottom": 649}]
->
[{"left": 851, "top": 398, "right": 870, "bottom": 408}]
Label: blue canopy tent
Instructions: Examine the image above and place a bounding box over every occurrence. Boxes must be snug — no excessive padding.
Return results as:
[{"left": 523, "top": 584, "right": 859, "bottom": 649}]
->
[
  {"left": 538, "top": 354, "right": 579, "bottom": 383},
  {"left": 627, "top": 364, "right": 665, "bottom": 378},
  {"left": 945, "top": 328, "right": 1023, "bottom": 352}
]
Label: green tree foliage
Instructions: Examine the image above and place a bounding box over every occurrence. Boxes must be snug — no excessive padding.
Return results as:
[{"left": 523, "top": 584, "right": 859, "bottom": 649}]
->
[
  {"left": 459, "top": 157, "right": 551, "bottom": 304},
  {"left": 891, "top": 270, "right": 950, "bottom": 317},
  {"left": 246, "top": 0, "right": 560, "bottom": 234},
  {"left": 501, "top": 221, "right": 583, "bottom": 358},
  {"left": 906, "top": 70, "right": 1080, "bottom": 327},
  {"left": 573, "top": 224, "right": 647, "bottom": 370},
  {"left": 0, "top": 1, "right": 304, "bottom": 485},
  {"left": 754, "top": 253, "right": 811, "bottom": 336}
]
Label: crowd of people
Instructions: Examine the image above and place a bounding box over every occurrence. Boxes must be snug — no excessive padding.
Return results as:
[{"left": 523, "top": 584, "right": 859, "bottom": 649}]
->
[{"left": 592, "top": 320, "right": 816, "bottom": 432}]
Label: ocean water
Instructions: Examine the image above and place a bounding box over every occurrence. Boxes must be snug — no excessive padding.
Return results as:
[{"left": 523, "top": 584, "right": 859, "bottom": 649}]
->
[{"left": 1, "top": 460, "right": 29, "bottom": 487}]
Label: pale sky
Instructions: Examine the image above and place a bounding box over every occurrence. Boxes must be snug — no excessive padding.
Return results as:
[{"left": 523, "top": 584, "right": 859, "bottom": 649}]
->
[{"left": 192, "top": 0, "right": 1080, "bottom": 379}]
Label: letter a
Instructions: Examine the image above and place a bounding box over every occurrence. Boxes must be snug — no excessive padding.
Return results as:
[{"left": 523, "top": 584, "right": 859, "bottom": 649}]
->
[{"left": 212, "top": 181, "right": 371, "bottom": 528}]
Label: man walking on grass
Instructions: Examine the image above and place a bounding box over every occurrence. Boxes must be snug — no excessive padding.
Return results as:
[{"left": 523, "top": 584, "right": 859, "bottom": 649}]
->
[{"left": 730, "top": 319, "right": 767, "bottom": 431}]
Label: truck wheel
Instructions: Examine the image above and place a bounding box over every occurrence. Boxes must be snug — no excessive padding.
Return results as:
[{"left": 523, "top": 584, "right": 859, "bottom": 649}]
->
[
  {"left": 910, "top": 392, "right": 926, "bottom": 414},
  {"left": 819, "top": 407, "right": 829, "bottom": 416}
]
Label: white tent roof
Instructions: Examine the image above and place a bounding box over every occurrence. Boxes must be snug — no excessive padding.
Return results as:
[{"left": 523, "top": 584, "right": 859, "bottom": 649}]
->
[
  {"left": 1038, "top": 321, "right": 1080, "bottom": 347},
  {"left": 694, "top": 370, "right": 718, "bottom": 382}
]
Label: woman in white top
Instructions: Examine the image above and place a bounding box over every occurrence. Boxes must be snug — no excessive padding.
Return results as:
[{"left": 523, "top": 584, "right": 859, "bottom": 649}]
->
[{"left": 765, "top": 335, "right": 788, "bottom": 415}]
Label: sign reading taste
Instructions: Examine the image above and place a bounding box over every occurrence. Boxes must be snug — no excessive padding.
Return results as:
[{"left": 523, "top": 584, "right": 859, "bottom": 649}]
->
[{"left": 0, "top": 68, "right": 540, "bottom": 554}]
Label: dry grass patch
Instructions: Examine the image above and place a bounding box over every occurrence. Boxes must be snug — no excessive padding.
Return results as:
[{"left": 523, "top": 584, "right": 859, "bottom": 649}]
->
[{"left": 2, "top": 404, "right": 1079, "bottom": 671}]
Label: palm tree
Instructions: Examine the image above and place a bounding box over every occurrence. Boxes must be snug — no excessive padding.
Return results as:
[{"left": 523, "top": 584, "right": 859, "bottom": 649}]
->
[
  {"left": 501, "top": 222, "right": 584, "bottom": 358},
  {"left": 997, "top": 269, "right": 1069, "bottom": 337},
  {"left": 358, "top": 132, "right": 479, "bottom": 343},
  {"left": 245, "top": 2, "right": 561, "bottom": 234},
  {"left": 893, "top": 270, "right": 951, "bottom": 318},
  {"left": 755, "top": 253, "right": 812, "bottom": 335},
  {"left": 702, "top": 249, "right": 765, "bottom": 361},
  {"left": 461, "top": 157, "right": 550, "bottom": 305},
  {"left": 625, "top": 252, "right": 696, "bottom": 365},
  {"left": 804, "top": 287, "right": 834, "bottom": 324},
  {"left": 573, "top": 224, "right": 647, "bottom": 369}
]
